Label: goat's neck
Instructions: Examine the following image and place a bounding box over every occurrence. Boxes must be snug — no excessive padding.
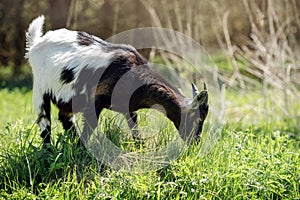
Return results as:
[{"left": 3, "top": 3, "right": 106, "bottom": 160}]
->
[{"left": 141, "top": 85, "right": 188, "bottom": 130}]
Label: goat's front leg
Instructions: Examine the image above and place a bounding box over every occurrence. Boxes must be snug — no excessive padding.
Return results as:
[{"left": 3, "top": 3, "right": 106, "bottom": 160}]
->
[
  {"left": 58, "top": 111, "right": 76, "bottom": 138},
  {"left": 80, "top": 106, "right": 102, "bottom": 146},
  {"left": 35, "top": 92, "right": 51, "bottom": 144},
  {"left": 126, "top": 111, "right": 142, "bottom": 141}
]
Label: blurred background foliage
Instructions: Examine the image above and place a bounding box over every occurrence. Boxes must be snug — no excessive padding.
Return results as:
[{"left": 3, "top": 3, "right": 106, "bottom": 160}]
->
[
  {"left": 0, "top": 0, "right": 298, "bottom": 69},
  {"left": 0, "top": 0, "right": 300, "bottom": 92}
]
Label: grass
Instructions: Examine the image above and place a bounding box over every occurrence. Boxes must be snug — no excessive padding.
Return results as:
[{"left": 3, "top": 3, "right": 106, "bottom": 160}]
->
[{"left": 0, "top": 87, "right": 299, "bottom": 199}]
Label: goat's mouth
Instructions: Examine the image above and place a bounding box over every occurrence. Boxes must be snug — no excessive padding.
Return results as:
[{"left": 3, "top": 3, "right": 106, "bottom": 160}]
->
[{"left": 194, "top": 134, "right": 202, "bottom": 142}]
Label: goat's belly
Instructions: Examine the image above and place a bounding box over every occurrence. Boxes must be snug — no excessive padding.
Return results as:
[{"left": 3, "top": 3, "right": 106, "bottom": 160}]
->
[{"left": 53, "top": 94, "right": 89, "bottom": 114}]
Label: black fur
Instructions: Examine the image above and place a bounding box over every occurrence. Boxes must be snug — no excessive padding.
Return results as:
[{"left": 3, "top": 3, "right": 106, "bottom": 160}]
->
[
  {"left": 77, "top": 31, "right": 146, "bottom": 65},
  {"left": 58, "top": 110, "right": 76, "bottom": 136},
  {"left": 60, "top": 66, "right": 75, "bottom": 84},
  {"left": 77, "top": 31, "right": 94, "bottom": 46},
  {"left": 38, "top": 93, "right": 51, "bottom": 143}
]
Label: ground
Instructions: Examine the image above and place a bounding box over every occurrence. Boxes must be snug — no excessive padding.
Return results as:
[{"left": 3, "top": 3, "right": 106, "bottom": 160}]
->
[{"left": 0, "top": 86, "right": 299, "bottom": 199}]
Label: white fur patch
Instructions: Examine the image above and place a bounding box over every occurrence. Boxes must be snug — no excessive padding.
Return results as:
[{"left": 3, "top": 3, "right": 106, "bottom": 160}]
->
[{"left": 26, "top": 17, "right": 116, "bottom": 114}]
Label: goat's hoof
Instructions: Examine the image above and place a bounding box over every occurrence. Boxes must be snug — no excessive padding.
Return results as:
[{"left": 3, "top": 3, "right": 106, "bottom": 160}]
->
[
  {"left": 133, "top": 137, "right": 145, "bottom": 148},
  {"left": 76, "top": 139, "right": 86, "bottom": 149},
  {"left": 42, "top": 143, "right": 53, "bottom": 152}
]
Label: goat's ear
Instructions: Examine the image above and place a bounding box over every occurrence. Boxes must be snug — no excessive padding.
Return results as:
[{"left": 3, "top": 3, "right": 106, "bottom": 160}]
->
[
  {"left": 188, "top": 83, "right": 208, "bottom": 109},
  {"left": 191, "top": 83, "right": 199, "bottom": 98},
  {"left": 203, "top": 82, "right": 207, "bottom": 91}
]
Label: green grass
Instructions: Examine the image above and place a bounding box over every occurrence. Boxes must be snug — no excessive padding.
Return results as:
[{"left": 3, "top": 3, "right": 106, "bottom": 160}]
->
[{"left": 0, "top": 88, "right": 299, "bottom": 199}]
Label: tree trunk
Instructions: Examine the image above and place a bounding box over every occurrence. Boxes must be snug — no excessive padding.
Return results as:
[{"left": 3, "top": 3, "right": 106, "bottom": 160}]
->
[
  {"left": 12, "top": 0, "right": 25, "bottom": 75},
  {"left": 47, "top": 0, "right": 72, "bottom": 29}
]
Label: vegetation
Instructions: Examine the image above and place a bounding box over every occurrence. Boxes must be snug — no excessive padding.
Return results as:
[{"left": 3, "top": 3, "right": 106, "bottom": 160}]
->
[
  {"left": 0, "top": 0, "right": 300, "bottom": 199},
  {"left": 0, "top": 87, "right": 299, "bottom": 199}
]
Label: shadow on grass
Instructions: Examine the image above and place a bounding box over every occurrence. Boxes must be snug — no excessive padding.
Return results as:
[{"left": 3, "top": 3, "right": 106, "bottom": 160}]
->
[{"left": 0, "top": 133, "right": 105, "bottom": 194}]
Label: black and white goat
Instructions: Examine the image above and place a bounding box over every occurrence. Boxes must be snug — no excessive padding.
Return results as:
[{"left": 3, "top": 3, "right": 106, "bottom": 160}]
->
[{"left": 25, "top": 15, "right": 209, "bottom": 145}]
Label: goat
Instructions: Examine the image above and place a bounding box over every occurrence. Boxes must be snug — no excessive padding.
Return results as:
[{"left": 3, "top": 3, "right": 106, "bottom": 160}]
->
[{"left": 25, "top": 15, "right": 209, "bottom": 145}]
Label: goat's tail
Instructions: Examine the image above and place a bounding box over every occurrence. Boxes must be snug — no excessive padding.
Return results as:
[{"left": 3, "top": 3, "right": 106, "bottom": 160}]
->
[{"left": 25, "top": 15, "right": 45, "bottom": 57}]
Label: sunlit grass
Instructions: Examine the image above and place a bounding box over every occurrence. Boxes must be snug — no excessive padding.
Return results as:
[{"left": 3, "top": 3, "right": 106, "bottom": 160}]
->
[{"left": 0, "top": 88, "right": 299, "bottom": 199}]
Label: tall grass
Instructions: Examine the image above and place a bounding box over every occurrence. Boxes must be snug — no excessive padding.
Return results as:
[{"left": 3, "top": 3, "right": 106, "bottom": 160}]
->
[
  {"left": 142, "top": 0, "right": 300, "bottom": 131},
  {"left": 216, "top": 0, "right": 300, "bottom": 130}
]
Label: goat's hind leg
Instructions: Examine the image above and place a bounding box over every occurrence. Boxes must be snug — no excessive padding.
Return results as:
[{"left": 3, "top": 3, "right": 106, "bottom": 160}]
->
[
  {"left": 58, "top": 111, "right": 77, "bottom": 138},
  {"left": 35, "top": 93, "right": 52, "bottom": 145}
]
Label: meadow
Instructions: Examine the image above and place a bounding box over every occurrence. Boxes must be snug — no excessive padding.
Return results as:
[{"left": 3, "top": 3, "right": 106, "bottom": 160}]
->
[
  {"left": 1, "top": 0, "right": 300, "bottom": 199},
  {"left": 0, "top": 75, "right": 299, "bottom": 199}
]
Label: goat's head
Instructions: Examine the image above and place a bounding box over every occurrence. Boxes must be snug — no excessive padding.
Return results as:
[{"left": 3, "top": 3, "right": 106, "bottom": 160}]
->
[{"left": 179, "top": 83, "right": 209, "bottom": 142}]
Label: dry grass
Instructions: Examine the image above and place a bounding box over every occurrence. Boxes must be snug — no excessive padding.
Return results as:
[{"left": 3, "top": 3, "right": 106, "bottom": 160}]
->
[{"left": 142, "top": 0, "right": 300, "bottom": 130}]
